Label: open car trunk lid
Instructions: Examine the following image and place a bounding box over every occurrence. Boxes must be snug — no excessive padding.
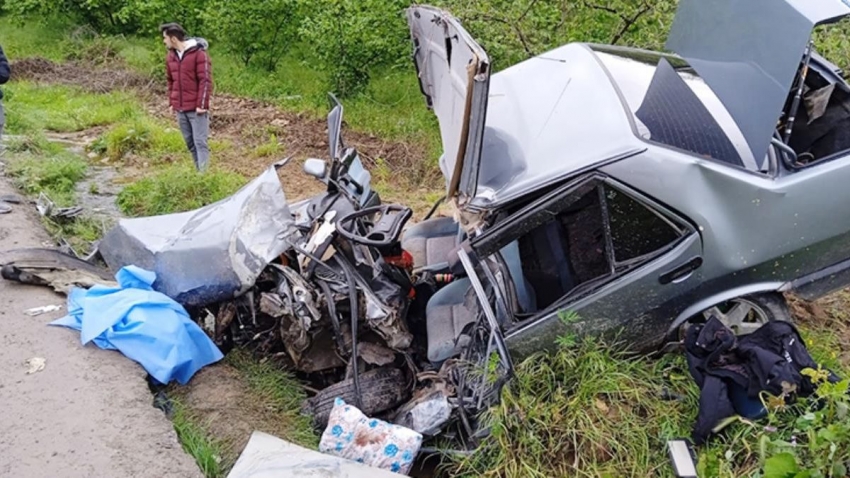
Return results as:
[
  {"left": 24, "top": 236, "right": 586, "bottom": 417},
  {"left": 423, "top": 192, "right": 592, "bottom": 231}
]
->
[
  {"left": 666, "top": 0, "right": 850, "bottom": 163},
  {"left": 407, "top": 5, "right": 490, "bottom": 206}
]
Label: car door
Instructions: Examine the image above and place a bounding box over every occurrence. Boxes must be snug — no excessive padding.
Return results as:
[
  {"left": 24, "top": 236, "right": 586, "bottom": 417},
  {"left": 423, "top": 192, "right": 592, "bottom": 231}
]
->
[{"left": 465, "top": 173, "right": 704, "bottom": 358}]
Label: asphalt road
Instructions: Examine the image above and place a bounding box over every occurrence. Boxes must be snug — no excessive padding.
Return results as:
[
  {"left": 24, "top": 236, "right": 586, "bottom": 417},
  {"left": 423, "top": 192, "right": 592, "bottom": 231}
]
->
[{"left": 0, "top": 174, "right": 202, "bottom": 478}]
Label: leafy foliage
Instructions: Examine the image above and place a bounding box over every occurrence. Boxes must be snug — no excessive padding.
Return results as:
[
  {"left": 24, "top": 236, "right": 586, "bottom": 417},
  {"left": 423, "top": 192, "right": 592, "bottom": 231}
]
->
[
  {"left": 3, "top": 0, "right": 204, "bottom": 34},
  {"left": 299, "top": 0, "right": 410, "bottom": 97},
  {"left": 433, "top": 0, "right": 677, "bottom": 70},
  {"left": 201, "top": 0, "right": 302, "bottom": 71}
]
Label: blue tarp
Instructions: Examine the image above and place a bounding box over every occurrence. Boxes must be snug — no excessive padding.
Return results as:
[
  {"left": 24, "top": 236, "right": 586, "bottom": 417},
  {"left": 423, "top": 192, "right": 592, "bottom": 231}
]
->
[{"left": 52, "top": 265, "right": 224, "bottom": 385}]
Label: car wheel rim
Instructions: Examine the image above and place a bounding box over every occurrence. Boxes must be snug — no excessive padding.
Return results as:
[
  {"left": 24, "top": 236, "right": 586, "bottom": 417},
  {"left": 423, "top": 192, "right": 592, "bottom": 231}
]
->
[{"left": 701, "top": 298, "right": 769, "bottom": 335}]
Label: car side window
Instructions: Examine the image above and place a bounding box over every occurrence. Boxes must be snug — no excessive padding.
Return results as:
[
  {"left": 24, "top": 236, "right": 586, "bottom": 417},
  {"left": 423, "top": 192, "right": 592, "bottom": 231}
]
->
[
  {"left": 511, "top": 182, "right": 684, "bottom": 313},
  {"left": 516, "top": 185, "right": 609, "bottom": 310},
  {"left": 605, "top": 186, "right": 682, "bottom": 265}
]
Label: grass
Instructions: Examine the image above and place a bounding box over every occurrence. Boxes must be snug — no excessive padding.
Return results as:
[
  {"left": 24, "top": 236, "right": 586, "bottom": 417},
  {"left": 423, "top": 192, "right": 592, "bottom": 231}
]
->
[
  {"left": 116, "top": 163, "right": 247, "bottom": 216},
  {"left": 447, "top": 338, "right": 699, "bottom": 477},
  {"left": 1, "top": 17, "right": 441, "bottom": 166},
  {"left": 0, "top": 17, "right": 69, "bottom": 61},
  {"left": 92, "top": 116, "right": 187, "bottom": 162},
  {"left": 3, "top": 82, "right": 139, "bottom": 134},
  {"left": 225, "top": 350, "right": 318, "bottom": 448},
  {"left": 446, "top": 317, "right": 850, "bottom": 478},
  {"left": 4, "top": 149, "right": 88, "bottom": 206},
  {"left": 171, "top": 400, "right": 227, "bottom": 478}
]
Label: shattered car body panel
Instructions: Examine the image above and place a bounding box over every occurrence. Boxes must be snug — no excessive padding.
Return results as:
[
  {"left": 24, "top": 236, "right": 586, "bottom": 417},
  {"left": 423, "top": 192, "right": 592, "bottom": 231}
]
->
[
  {"left": 99, "top": 162, "right": 299, "bottom": 308},
  {"left": 667, "top": 0, "right": 850, "bottom": 162}
]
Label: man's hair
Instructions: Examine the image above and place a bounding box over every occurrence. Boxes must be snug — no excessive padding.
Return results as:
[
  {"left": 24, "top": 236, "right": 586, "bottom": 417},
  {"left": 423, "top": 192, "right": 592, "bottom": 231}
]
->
[{"left": 159, "top": 23, "right": 186, "bottom": 41}]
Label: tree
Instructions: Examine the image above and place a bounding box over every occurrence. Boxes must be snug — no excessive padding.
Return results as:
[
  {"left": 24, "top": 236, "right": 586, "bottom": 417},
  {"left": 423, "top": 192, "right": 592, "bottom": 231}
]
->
[
  {"left": 202, "top": 0, "right": 302, "bottom": 71},
  {"left": 300, "top": 0, "right": 410, "bottom": 97}
]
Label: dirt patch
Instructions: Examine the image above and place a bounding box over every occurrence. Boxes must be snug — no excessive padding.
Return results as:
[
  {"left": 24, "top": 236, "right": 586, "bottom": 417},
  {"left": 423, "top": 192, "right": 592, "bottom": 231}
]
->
[
  {"left": 142, "top": 93, "right": 442, "bottom": 214},
  {"left": 173, "top": 363, "right": 311, "bottom": 464},
  {"left": 12, "top": 57, "right": 158, "bottom": 94},
  {"left": 788, "top": 292, "right": 850, "bottom": 367}
]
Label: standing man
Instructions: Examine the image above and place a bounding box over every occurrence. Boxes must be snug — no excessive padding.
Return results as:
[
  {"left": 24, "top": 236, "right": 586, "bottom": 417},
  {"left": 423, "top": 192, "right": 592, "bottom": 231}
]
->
[
  {"left": 0, "top": 44, "right": 11, "bottom": 143},
  {"left": 160, "top": 23, "right": 213, "bottom": 172}
]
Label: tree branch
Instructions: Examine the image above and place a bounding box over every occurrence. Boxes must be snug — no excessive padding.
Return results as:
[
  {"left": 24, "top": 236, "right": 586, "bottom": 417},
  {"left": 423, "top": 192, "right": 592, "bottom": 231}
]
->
[{"left": 611, "top": 1, "right": 651, "bottom": 45}]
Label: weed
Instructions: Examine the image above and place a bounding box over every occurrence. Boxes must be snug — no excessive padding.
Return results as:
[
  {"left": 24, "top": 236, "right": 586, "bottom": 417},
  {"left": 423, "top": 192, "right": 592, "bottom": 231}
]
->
[
  {"left": 225, "top": 350, "right": 318, "bottom": 448},
  {"left": 98, "top": 118, "right": 185, "bottom": 162},
  {"left": 44, "top": 215, "right": 110, "bottom": 255},
  {"left": 5, "top": 152, "right": 88, "bottom": 206},
  {"left": 251, "top": 134, "right": 283, "bottom": 158},
  {"left": 116, "top": 164, "right": 247, "bottom": 216},
  {"left": 171, "top": 400, "right": 226, "bottom": 478}
]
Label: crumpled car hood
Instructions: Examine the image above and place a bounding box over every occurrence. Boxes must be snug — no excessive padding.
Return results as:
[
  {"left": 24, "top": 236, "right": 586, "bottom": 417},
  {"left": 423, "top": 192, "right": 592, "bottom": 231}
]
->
[
  {"left": 407, "top": 5, "right": 490, "bottom": 206},
  {"left": 99, "top": 162, "right": 299, "bottom": 307}
]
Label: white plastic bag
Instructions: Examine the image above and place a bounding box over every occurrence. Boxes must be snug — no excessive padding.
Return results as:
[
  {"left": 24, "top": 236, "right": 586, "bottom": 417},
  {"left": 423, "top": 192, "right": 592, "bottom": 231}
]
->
[{"left": 319, "top": 397, "right": 423, "bottom": 475}]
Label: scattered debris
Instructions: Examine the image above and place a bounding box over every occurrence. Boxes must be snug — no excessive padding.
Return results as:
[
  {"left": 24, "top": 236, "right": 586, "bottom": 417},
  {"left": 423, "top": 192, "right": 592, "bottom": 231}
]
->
[
  {"left": 392, "top": 385, "right": 452, "bottom": 436},
  {"left": 36, "top": 192, "right": 83, "bottom": 222},
  {"left": 50, "top": 265, "right": 223, "bottom": 385},
  {"left": 0, "top": 248, "right": 116, "bottom": 294},
  {"left": 0, "top": 193, "right": 23, "bottom": 204},
  {"left": 319, "top": 398, "right": 423, "bottom": 476},
  {"left": 228, "top": 430, "right": 403, "bottom": 478},
  {"left": 684, "top": 316, "right": 842, "bottom": 444},
  {"left": 24, "top": 304, "right": 63, "bottom": 316},
  {"left": 25, "top": 357, "right": 46, "bottom": 374}
]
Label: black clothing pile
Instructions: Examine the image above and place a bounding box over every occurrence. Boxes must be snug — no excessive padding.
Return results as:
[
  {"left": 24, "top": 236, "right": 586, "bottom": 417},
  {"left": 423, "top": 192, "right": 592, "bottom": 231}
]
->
[{"left": 684, "top": 316, "right": 841, "bottom": 445}]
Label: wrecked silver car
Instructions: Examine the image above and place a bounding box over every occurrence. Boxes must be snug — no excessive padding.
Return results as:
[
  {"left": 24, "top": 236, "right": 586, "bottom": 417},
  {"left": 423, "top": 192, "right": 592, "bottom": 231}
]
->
[{"left": 9, "top": 0, "right": 850, "bottom": 446}]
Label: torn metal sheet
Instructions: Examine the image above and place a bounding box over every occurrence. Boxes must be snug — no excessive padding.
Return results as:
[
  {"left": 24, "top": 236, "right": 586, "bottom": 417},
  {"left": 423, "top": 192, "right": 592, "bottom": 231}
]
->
[
  {"left": 0, "top": 248, "right": 117, "bottom": 294},
  {"left": 99, "top": 163, "right": 299, "bottom": 307},
  {"left": 36, "top": 192, "right": 83, "bottom": 221},
  {"left": 227, "top": 431, "right": 404, "bottom": 478}
]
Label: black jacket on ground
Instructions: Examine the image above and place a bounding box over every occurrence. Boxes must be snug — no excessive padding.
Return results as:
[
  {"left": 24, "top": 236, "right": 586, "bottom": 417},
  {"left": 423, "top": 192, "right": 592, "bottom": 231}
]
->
[
  {"left": 684, "top": 316, "right": 839, "bottom": 445},
  {"left": 0, "top": 45, "right": 10, "bottom": 100}
]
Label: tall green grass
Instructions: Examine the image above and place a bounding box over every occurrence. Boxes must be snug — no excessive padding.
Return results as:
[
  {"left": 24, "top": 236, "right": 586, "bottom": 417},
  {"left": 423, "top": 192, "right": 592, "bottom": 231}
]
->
[
  {"left": 3, "top": 82, "right": 138, "bottom": 134},
  {"left": 116, "top": 163, "right": 247, "bottom": 216}
]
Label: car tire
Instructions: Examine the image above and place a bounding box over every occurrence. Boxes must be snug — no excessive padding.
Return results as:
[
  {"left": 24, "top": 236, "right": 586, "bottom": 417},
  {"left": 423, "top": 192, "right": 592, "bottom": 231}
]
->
[
  {"left": 303, "top": 367, "right": 410, "bottom": 428},
  {"left": 683, "top": 292, "right": 791, "bottom": 337}
]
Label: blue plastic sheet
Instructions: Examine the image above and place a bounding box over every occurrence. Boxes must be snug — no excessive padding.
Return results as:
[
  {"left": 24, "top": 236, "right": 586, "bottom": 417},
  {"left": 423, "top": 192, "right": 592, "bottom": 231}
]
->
[{"left": 52, "top": 265, "right": 224, "bottom": 385}]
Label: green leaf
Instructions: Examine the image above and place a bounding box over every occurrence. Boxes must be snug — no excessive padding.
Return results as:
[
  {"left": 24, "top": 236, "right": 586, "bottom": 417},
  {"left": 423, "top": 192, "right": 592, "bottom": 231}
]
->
[{"left": 763, "top": 453, "right": 799, "bottom": 478}]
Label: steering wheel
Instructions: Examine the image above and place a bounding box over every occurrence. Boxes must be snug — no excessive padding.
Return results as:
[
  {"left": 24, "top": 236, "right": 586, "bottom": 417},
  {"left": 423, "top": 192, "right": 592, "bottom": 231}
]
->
[{"left": 336, "top": 204, "right": 413, "bottom": 247}]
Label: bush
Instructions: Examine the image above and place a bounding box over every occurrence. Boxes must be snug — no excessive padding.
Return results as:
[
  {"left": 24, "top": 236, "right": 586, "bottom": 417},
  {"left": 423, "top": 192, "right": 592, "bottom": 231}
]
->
[
  {"left": 300, "top": 0, "right": 410, "bottom": 97},
  {"left": 116, "top": 164, "right": 247, "bottom": 216},
  {"left": 4, "top": 0, "right": 205, "bottom": 35},
  {"left": 202, "top": 0, "right": 302, "bottom": 71}
]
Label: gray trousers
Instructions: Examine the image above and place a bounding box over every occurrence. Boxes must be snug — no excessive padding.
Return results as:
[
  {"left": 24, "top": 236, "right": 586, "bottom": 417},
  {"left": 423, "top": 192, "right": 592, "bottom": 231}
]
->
[{"left": 177, "top": 111, "right": 210, "bottom": 172}]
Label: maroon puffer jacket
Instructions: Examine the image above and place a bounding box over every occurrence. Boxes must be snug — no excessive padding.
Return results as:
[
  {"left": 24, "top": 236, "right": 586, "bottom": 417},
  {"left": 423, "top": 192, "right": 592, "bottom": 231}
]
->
[{"left": 166, "top": 38, "right": 213, "bottom": 112}]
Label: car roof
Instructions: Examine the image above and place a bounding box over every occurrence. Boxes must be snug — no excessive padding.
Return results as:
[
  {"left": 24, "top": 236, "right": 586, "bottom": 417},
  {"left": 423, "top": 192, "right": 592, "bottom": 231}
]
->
[{"left": 468, "top": 43, "right": 644, "bottom": 210}]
